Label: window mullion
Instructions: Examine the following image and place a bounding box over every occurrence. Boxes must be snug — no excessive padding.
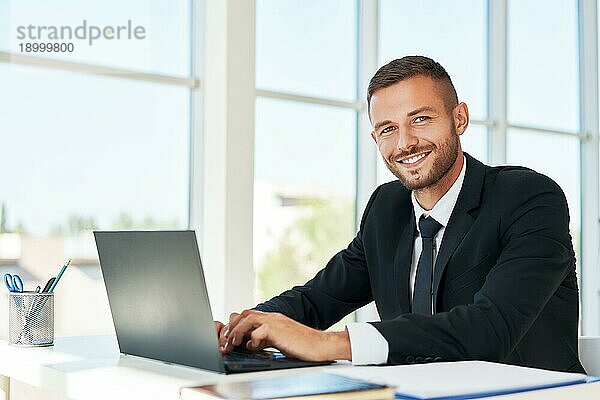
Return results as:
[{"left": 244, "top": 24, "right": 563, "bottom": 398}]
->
[{"left": 487, "top": 0, "right": 508, "bottom": 165}]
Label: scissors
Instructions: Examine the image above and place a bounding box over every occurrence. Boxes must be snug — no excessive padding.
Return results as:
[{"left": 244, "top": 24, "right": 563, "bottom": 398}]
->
[{"left": 3, "top": 273, "right": 24, "bottom": 293}]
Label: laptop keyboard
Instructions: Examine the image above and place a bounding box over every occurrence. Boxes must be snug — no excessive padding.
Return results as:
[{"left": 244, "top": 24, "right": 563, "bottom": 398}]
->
[
  {"left": 224, "top": 348, "right": 288, "bottom": 363},
  {"left": 223, "top": 347, "right": 334, "bottom": 372}
]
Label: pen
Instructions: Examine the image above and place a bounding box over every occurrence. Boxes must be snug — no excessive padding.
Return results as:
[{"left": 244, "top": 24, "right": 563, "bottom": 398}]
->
[
  {"left": 41, "top": 277, "right": 56, "bottom": 293},
  {"left": 48, "top": 259, "right": 71, "bottom": 293}
]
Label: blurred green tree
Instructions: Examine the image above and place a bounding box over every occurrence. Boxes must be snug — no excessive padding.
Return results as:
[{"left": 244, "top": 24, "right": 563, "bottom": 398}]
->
[
  {"left": 256, "top": 197, "right": 355, "bottom": 302},
  {"left": 0, "top": 203, "right": 7, "bottom": 233}
]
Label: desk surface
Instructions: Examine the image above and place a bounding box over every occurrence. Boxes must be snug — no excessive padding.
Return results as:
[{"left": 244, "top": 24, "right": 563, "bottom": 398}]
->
[
  {"left": 0, "top": 336, "right": 598, "bottom": 400},
  {"left": 0, "top": 336, "right": 351, "bottom": 400}
]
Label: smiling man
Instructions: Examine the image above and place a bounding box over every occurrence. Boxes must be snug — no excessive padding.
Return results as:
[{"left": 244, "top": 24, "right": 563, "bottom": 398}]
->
[{"left": 217, "top": 56, "right": 585, "bottom": 373}]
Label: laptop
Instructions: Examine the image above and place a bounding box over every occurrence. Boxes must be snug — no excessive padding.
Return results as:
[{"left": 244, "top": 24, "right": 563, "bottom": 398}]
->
[{"left": 94, "top": 230, "right": 332, "bottom": 373}]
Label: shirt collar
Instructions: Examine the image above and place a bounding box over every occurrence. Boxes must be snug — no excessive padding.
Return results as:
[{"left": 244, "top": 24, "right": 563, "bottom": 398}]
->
[{"left": 412, "top": 155, "right": 467, "bottom": 233}]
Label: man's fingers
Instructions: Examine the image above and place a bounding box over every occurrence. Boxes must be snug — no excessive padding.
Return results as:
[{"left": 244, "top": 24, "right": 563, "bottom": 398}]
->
[
  {"left": 214, "top": 321, "right": 224, "bottom": 334},
  {"left": 219, "top": 323, "right": 229, "bottom": 349},
  {"left": 226, "top": 312, "right": 242, "bottom": 337},
  {"left": 226, "top": 313, "right": 263, "bottom": 347},
  {"left": 227, "top": 310, "right": 264, "bottom": 338},
  {"left": 214, "top": 321, "right": 225, "bottom": 344},
  {"left": 213, "top": 321, "right": 230, "bottom": 351},
  {"left": 246, "top": 325, "right": 269, "bottom": 351},
  {"left": 246, "top": 338, "right": 267, "bottom": 351}
]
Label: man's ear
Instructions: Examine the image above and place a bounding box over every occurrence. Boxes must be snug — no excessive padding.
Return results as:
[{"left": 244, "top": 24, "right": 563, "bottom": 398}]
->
[
  {"left": 454, "top": 102, "right": 469, "bottom": 136},
  {"left": 371, "top": 131, "right": 377, "bottom": 144}
]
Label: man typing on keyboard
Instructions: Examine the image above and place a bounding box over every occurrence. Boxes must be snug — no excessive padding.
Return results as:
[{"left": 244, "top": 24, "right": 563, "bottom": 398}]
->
[{"left": 214, "top": 56, "right": 584, "bottom": 373}]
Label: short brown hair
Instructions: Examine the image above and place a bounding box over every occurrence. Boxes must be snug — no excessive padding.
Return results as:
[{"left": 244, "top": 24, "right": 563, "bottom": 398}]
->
[{"left": 367, "top": 56, "right": 458, "bottom": 113}]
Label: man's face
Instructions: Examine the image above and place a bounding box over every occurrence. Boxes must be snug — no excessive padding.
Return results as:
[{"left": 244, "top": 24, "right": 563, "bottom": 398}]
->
[{"left": 369, "top": 75, "right": 466, "bottom": 191}]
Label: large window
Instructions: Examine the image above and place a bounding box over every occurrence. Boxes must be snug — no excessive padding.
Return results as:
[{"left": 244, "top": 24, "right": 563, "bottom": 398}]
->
[
  {"left": 508, "top": 0, "right": 579, "bottom": 132},
  {"left": 0, "top": 1, "right": 194, "bottom": 338},
  {"left": 0, "top": 65, "right": 189, "bottom": 236},
  {"left": 254, "top": 99, "right": 357, "bottom": 301},
  {"left": 507, "top": 0, "right": 581, "bottom": 272},
  {"left": 255, "top": 0, "right": 357, "bottom": 101},
  {"left": 253, "top": 0, "right": 358, "bottom": 323}
]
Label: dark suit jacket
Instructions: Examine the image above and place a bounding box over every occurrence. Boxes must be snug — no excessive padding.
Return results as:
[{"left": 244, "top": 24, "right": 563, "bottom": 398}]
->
[{"left": 256, "top": 153, "right": 584, "bottom": 373}]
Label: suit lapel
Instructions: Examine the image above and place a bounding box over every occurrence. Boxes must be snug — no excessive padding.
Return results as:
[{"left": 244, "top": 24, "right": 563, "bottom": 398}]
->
[
  {"left": 432, "top": 154, "right": 486, "bottom": 311},
  {"left": 393, "top": 208, "right": 416, "bottom": 314}
]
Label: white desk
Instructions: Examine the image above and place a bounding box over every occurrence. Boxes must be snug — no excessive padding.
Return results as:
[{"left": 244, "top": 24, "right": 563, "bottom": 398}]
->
[
  {"left": 0, "top": 336, "right": 351, "bottom": 400},
  {"left": 0, "top": 336, "right": 598, "bottom": 400}
]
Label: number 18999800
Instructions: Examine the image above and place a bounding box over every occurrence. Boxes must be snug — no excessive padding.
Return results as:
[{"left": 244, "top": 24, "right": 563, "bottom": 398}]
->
[{"left": 19, "top": 42, "right": 74, "bottom": 53}]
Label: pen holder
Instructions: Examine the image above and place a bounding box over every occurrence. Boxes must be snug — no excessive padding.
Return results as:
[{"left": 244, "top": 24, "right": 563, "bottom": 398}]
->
[{"left": 8, "top": 292, "right": 54, "bottom": 347}]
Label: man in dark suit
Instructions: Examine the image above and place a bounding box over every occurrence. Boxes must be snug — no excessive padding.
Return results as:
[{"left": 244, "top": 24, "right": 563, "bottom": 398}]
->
[{"left": 216, "top": 56, "right": 584, "bottom": 373}]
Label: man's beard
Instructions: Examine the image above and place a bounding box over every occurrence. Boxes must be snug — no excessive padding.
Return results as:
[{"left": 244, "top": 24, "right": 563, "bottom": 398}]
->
[{"left": 385, "top": 132, "right": 460, "bottom": 191}]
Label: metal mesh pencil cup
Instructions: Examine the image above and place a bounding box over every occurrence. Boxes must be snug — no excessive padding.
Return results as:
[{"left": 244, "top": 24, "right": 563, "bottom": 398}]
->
[{"left": 8, "top": 292, "right": 54, "bottom": 347}]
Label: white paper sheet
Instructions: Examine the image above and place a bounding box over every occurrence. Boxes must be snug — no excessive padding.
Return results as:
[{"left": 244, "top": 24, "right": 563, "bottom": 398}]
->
[{"left": 333, "top": 361, "right": 586, "bottom": 399}]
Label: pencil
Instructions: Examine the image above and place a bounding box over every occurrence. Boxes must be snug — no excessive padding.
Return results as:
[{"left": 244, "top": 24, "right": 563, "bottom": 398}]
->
[{"left": 48, "top": 258, "right": 71, "bottom": 293}]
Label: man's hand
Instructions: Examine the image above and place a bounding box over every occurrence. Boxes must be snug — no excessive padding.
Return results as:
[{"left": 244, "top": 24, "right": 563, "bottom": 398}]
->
[
  {"left": 214, "top": 321, "right": 229, "bottom": 351},
  {"left": 221, "top": 309, "right": 352, "bottom": 362}
]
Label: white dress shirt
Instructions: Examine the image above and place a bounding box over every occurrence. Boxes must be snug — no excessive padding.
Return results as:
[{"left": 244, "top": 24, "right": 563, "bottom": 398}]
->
[{"left": 346, "top": 156, "right": 467, "bottom": 365}]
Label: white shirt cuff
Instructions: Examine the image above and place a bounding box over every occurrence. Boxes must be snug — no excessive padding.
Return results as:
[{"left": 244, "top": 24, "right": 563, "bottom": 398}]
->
[{"left": 346, "top": 322, "right": 389, "bottom": 365}]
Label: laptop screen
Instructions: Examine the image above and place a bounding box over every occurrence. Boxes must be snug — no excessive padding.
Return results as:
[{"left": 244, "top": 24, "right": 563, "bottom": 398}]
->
[{"left": 94, "top": 230, "right": 225, "bottom": 372}]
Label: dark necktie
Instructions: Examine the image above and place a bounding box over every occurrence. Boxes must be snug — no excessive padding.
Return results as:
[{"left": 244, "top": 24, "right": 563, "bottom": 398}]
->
[{"left": 413, "top": 215, "right": 443, "bottom": 315}]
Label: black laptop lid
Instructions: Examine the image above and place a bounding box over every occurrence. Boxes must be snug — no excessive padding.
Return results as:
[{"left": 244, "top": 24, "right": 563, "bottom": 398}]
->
[{"left": 94, "top": 230, "right": 226, "bottom": 373}]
